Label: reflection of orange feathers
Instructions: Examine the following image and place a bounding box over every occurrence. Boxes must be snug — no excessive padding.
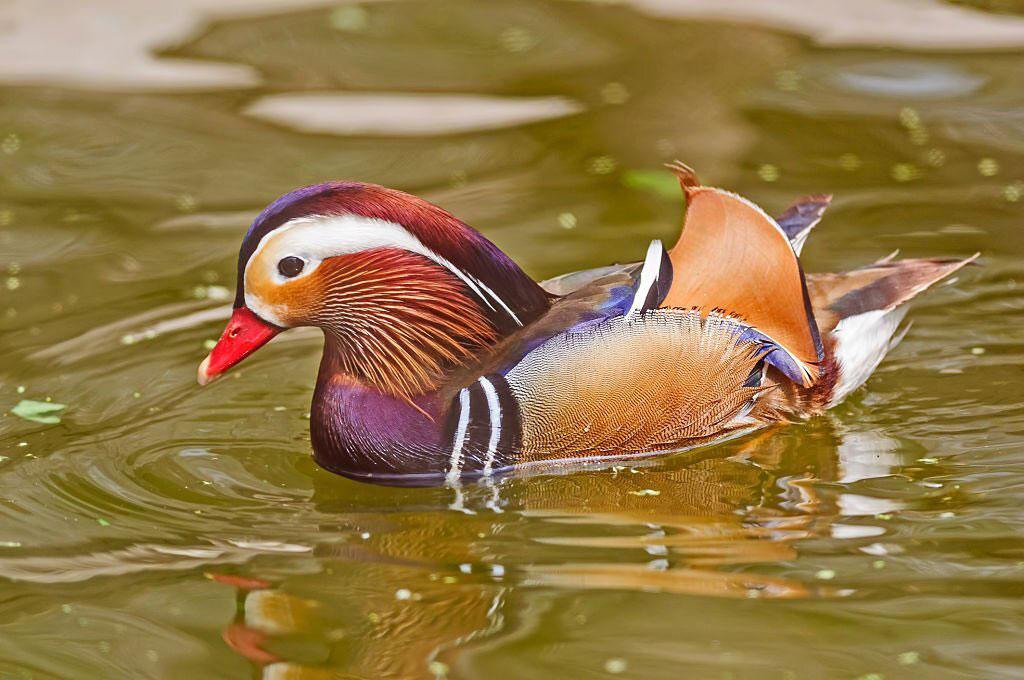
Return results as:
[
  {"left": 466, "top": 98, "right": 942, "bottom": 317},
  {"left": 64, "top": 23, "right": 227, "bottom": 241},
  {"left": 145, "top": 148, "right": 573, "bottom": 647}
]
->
[
  {"left": 507, "top": 311, "right": 766, "bottom": 460},
  {"left": 659, "top": 163, "right": 821, "bottom": 386}
]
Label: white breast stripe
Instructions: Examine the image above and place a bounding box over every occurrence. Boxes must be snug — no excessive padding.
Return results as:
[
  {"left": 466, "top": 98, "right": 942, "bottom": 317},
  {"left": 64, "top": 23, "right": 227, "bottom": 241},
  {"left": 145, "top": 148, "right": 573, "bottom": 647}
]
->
[
  {"left": 446, "top": 388, "right": 472, "bottom": 484},
  {"left": 627, "top": 240, "right": 664, "bottom": 317},
  {"left": 478, "top": 377, "right": 502, "bottom": 476}
]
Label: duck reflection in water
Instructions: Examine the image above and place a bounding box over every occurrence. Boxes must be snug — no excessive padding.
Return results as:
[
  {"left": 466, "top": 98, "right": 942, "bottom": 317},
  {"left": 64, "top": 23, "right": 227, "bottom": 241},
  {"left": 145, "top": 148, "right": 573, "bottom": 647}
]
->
[{"left": 211, "top": 420, "right": 913, "bottom": 679}]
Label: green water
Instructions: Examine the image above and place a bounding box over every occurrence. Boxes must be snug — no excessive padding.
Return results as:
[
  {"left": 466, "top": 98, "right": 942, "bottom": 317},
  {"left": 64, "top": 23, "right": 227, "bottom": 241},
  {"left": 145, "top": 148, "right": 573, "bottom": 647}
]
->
[{"left": 2, "top": 1, "right": 1024, "bottom": 678}]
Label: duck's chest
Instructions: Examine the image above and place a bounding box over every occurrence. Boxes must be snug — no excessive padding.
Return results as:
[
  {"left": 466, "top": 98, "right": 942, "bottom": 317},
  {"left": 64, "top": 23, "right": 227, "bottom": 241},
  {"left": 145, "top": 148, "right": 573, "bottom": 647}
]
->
[
  {"left": 308, "top": 372, "right": 523, "bottom": 485},
  {"left": 309, "top": 377, "right": 449, "bottom": 484},
  {"left": 307, "top": 311, "right": 784, "bottom": 485}
]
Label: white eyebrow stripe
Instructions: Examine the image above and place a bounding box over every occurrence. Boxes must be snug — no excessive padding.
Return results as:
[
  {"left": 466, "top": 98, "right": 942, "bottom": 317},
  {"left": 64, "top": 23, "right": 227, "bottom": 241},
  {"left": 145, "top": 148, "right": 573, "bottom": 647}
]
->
[
  {"left": 477, "top": 376, "right": 502, "bottom": 476},
  {"left": 244, "top": 213, "right": 523, "bottom": 326},
  {"left": 627, "top": 240, "right": 665, "bottom": 317},
  {"left": 446, "top": 387, "right": 471, "bottom": 485}
]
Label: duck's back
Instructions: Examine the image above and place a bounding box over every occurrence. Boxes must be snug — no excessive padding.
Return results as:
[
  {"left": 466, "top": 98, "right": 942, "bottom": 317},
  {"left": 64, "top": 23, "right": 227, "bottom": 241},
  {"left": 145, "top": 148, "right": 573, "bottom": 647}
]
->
[{"left": 471, "top": 169, "right": 974, "bottom": 472}]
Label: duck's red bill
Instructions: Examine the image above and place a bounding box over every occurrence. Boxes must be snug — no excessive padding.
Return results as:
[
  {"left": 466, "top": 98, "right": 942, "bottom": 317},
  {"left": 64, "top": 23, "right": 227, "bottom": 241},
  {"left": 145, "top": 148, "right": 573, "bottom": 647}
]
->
[{"left": 197, "top": 307, "right": 280, "bottom": 385}]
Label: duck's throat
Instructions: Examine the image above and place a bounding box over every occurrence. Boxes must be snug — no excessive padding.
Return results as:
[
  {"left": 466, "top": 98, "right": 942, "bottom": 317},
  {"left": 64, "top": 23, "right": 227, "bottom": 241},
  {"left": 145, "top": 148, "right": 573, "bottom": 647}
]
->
[
  {"left": 306, "top": 334, "right": 456, "bottom": 484},
  {"left": 309, "top": 371, "right": 450, "bottom": 486},
  {"left": 309, "top": 331, "right": 534, "bottom": 485}
]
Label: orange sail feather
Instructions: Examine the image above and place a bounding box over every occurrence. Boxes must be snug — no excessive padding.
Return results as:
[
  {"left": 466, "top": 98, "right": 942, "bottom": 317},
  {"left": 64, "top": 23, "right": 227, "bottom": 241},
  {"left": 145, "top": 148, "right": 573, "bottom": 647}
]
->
[{"left": 659, "top": 162, "right": 822, "bottom": 386}]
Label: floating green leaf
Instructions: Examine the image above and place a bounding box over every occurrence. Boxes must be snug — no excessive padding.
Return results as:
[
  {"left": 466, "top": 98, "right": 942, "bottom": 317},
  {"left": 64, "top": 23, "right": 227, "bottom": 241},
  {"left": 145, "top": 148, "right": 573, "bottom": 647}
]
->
[
  {"left": 621, "top": 169, "right": 680, "bottom": 200},
  {"left": 11, "top": 400, "right": 66, "bottom": 424}
]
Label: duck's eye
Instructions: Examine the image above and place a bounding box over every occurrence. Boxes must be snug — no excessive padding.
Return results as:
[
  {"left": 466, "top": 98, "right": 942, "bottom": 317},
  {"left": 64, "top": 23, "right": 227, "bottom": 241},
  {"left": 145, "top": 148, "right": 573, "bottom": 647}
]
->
[{"left": 277, "top": 256, "right": 305, "bottom": 278}]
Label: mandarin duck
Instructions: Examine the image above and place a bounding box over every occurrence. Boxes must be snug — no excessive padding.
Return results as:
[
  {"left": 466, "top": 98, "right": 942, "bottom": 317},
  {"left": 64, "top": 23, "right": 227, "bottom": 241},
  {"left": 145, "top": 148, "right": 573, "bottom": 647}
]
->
[{"left": 197, "top": 163, "right": 975, "bottom": 486}]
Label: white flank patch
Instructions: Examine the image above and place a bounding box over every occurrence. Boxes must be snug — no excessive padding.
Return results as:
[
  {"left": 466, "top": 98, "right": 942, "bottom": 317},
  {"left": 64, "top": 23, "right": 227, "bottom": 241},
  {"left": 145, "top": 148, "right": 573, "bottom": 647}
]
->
[
  {"left": 245, "top": 93, "right": 584, "bottom": 136},
  {"left": 626, "top": 240, "right": 664, "bottom": 317},
  {"left": 244, "top": 213, "right": 520, "bottom": 327},
  {"left": 829, "top": 308, "right": 909, "bottom": 406},
  {"left": 478, "top": 377, "right": 502, "bottom": 476},
  {"left": 446, "top": 388, "right": 471, "bottom": 485}
]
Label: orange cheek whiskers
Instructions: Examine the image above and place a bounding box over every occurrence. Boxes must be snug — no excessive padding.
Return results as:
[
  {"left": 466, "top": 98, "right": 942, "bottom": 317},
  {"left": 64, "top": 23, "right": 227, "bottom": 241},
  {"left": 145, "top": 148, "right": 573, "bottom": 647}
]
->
[{"left": 302, "top": 248, "right": 498, "bottom": 399}]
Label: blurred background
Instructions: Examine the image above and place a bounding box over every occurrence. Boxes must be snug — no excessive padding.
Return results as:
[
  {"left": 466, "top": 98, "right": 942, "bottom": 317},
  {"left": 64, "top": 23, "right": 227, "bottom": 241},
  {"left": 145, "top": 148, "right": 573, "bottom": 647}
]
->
[{"left": 1, "top": 1, "right": 1024, "bottom": 678}]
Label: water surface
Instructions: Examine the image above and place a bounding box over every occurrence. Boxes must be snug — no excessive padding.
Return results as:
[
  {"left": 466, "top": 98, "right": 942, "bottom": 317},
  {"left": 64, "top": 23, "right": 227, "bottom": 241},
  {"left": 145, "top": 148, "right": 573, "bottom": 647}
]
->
[{"left": 2, "top": 1, "right": 1024, "bottom": 678}]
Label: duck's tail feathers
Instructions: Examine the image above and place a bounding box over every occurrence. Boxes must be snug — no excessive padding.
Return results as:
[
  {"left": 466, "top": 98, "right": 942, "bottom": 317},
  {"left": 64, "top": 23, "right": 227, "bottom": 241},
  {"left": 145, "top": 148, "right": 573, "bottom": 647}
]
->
[{"left": 813, "top": 254, "right": 979, "bottom": 405}]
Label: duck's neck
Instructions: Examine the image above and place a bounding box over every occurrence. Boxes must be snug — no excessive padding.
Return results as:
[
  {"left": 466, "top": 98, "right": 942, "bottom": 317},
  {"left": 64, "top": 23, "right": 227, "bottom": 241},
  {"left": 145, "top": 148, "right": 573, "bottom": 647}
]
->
[
  {"left": 309, "top": 339, "right": 452, "bottom": 485},
  {"left": 309, "top": 331, "right": 528, "bottom": 486},
  {"left": 306, "top": 246, "right": 548, "bottom": 484}
]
